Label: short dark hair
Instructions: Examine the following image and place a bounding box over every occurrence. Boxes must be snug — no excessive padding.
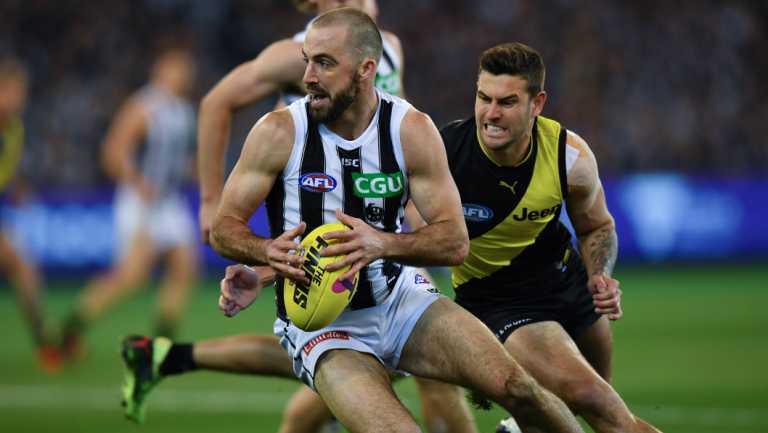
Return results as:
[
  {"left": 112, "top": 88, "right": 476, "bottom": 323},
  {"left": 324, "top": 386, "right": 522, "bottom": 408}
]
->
[
  {"left": 311, "top": 7, "right": 383, "bottom": 65},
  {"left": 479, "top": 42, "right": 545, "bottom": 97}
]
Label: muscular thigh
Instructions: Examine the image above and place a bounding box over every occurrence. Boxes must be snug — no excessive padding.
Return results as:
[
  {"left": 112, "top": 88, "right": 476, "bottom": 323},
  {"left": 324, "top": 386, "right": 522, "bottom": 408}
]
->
[
  {"left": 503, "top": 321, "right": 607, "bottom": 397},
  {"left": 315, "top": 350, "right": 418, "bottom": 433},
  {"left": 398, "top": 298, "right": 514, "bottom": 388}
]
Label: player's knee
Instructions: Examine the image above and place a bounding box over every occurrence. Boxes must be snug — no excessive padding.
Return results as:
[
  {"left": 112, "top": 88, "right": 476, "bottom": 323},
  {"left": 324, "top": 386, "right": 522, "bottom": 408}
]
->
[
  {"left": 485, "top": 367, "right": 539, "bottom": 410},
  {"left": 562, "top": 379, "right": 621, "bottom": 421}
]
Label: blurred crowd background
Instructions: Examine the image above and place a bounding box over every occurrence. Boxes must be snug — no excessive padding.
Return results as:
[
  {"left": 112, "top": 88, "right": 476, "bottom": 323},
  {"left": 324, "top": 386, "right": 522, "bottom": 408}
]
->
[{"left": 2, "top": 0, "right": 766, "bottom": 189}]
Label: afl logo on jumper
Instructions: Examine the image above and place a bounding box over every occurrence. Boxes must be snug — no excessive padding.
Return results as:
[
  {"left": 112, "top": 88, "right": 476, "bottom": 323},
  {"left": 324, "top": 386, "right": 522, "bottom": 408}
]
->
[
  {"left": 463, "top": 204, "right": 494, "bottom": 222},
  {"left": 299, "top": 173, "right": 337, "bottom": 193}
]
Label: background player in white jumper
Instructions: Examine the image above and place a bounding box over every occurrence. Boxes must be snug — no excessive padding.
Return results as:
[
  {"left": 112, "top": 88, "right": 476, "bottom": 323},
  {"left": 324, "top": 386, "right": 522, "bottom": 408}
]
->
[{"left": 61, "top": 48, "right": 198, "bottom": 358}]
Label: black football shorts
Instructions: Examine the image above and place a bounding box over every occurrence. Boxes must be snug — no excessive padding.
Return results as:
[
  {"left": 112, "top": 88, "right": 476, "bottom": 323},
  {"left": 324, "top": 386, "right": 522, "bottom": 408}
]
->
[{"left": 454, "top": 249, "right": 601, "bottom": 344}]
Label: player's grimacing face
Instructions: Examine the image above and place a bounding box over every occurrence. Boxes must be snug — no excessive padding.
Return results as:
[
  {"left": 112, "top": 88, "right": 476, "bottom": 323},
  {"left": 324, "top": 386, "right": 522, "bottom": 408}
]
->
[
  {"left": 302, "top": 25, "right": 360, "bottom": 123},
  {"left": 474, "top": 71, "right": 540, "bottom": 151}
]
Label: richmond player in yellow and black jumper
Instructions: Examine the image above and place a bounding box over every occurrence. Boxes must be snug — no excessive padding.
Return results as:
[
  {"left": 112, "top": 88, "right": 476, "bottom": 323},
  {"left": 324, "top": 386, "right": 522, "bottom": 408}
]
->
[
  {"left": 438, "top": 43, "right": 663, "bottom": 433},
  {"left": 0, "top": 58, "right": 60, "bottom": 372}
]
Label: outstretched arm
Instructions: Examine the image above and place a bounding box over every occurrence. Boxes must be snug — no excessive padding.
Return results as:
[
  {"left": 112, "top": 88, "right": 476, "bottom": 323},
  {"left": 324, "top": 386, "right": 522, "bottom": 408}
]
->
[
  {"left": 198, "top": 39, "right": 306, "bottom": 242},
  {"left": 565, "top": 131, "right": 622, "bottom": 320},
  {"left": 323, "top": 109, "right": 468, "bottom": 280},
  {"left": 101, "top": 96, "right": 153, "bottom": 201}
]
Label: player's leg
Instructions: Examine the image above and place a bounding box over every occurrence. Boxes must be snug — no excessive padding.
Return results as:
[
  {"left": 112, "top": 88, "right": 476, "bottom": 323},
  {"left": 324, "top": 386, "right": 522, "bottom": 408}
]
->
[
  {"left": 576, "top": 316, "right": 661, "bottom": 431},
  {"left": 191, "top": 334, "right": 295, "bottom": 376},
  {"left": 154, "top": 244, "right": 197, "bottom": 338},
  {"left": 278, "top": 386, "right": 336, "bottom": 433},
  {"left": 409, "top": 268, "right": 478, "bottom": 433},
  {"left": 314, "top": 349, "right": 422, "bottom": 433},
  {"left": 504, "top": 321, "right": 661, "bottom": 433},
  {"left": 574, "top": 315, "right": 613, "bottom": 381},
  {"left": 0, "top": 232, "right": 60, "bottom": 371},
  {"left": 121, "top": 333, "right": 297, "bottom": 422},
  {"left": 62, "top": 231, "right": 157, "bottom": 358},
  {"left": 398, "top": 298, "right": 583, "bottom": 433},
  {"left": 414, "top": 377, "right": 477, "bottom": 433},
  {"left": 0, "top": 232, "right": 44, "bottom": 343}
]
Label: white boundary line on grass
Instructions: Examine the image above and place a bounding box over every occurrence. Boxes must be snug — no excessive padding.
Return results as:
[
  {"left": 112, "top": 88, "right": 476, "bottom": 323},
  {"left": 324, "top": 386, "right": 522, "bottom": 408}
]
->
[{"left": 0, "top": 384, "right": 766, "bottom": 428}]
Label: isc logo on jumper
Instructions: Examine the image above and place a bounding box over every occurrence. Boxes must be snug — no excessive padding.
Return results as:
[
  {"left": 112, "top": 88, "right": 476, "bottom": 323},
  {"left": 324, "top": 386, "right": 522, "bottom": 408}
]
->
[
  {"left": 299, "top": 173, "right": 337, "bottom": 193},
  {"left": 352, "top": 172, "right": 404, "bottom": 198},
  {"left": 463, "top": 204, "right": 494, "bottom": 222}
]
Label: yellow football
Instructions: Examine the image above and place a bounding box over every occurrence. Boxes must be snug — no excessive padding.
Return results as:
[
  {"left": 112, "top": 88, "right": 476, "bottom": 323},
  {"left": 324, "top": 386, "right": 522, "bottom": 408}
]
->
[{"left": 284, "top": 223, "right": 359, "bottom": 331}]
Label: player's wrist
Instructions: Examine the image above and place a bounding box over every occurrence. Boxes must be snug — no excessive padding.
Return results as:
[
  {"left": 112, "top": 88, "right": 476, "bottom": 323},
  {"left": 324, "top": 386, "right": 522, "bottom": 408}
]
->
[
  {"left": 199, "top": 190, "right": 222, "bottom": 204},
  {"left": 377, "top": 231, "right": 400, "bottom": 260}
]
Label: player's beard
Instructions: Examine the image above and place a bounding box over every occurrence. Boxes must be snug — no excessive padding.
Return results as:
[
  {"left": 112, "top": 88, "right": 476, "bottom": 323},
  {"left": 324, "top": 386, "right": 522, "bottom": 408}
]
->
[{"left": 308, "top": 73, "right": 359, "bottom": 123}]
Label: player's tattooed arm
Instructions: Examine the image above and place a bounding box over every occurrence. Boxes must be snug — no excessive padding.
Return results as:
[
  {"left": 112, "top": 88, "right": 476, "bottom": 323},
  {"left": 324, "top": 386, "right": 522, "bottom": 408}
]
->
[
  {"left": 566, "top": 132, "right": 623, "bottom": 320},
  {"left": 565, "top": 131, "right": 618, "bottom": 278},
  {"left": 579, "top": 223, "right": 618, "bottom": 277}
]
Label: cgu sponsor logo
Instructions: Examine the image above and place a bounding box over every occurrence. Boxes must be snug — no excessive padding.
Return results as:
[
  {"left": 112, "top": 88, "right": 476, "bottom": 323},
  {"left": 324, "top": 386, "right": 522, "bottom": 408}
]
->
[
  {"left": 513, "top": 204, "right": 561, "bottom": 222},
  {"left": 299, "top": 173, "right": 337, "bottom": 193},
  {"left": 463, "top": 204, "right": 494, "bottom": 222},
  {"left": 352, "top": 172, "right": 404, "bottom": 198}
]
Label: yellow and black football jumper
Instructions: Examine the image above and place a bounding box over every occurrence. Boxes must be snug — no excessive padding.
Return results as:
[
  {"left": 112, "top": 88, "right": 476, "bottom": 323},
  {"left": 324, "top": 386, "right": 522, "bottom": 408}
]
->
[
  {"left": 0, "top": 115, "right": 24, "bottom": 230},
  {"left": 440, "top": 116, "right": 600, "bottom": 342},
  {"left": 0, "top": 115, "right": 24, "bottom": 194}
]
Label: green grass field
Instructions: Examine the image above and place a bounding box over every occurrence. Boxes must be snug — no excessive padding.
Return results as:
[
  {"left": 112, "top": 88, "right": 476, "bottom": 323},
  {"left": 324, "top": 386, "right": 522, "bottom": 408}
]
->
[{"left": 1, "top": 263, "right": 766, "bottom": 433}]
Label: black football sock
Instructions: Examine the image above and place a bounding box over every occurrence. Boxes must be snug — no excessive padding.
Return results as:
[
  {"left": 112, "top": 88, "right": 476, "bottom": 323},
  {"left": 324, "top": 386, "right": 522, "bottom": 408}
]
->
[{"left": 159, "top": 343, "right": 197, "bottom": 376}]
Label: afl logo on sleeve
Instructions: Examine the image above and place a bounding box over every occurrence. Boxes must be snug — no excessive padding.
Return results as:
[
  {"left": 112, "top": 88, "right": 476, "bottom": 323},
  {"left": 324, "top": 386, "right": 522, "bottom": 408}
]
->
[
  {"left": 463, "top": 204, "right": 494, "bottom": 222},
  {"left": 299, "top": 173, "right": 338, "bottom": 193}
]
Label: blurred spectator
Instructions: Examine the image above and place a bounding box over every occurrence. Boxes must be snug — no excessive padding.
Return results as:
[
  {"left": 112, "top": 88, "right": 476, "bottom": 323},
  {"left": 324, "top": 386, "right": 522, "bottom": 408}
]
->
[{"left": 0, "top": 0, "right": 765, "bottom": 187}]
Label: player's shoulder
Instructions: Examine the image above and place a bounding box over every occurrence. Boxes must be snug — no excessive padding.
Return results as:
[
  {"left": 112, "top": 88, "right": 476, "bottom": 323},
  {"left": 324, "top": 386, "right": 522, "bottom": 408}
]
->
[
  {"left": 381, "top": 31, "right": 402, "bottom": 50},
  {"left": 439, "top": 117, "right": 476, "bottom": 153},
  {"left": 565, "top": 129, "right": 591, "bottom": 157},
  {"left": 251, "top": 108, "right": 295, "bottom": 145},
  {"left": 380, "top": 91, "right": 411, "bottom": 110}
]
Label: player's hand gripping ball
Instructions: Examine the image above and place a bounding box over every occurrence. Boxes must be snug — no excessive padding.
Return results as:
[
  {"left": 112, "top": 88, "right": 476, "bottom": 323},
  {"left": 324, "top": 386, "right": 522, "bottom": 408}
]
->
[{"left": 284, "top": 223, "right": 359, "bottom": 331}]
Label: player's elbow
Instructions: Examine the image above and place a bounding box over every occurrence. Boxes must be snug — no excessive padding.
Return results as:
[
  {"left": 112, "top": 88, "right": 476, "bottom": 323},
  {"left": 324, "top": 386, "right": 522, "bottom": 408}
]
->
[
  {"left": 200, "top": 88, "right": 233, "bottom": 118},
  {"left": 208, "top": 215, "right": 230, "bottom": 255},
  {"left": 446, "top": 233, "right": 469, "bottom": 266}
]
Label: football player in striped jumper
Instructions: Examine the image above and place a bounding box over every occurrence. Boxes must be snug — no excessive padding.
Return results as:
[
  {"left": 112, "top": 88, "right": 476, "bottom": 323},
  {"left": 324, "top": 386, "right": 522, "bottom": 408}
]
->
[
  {"left": 121, "top": 1, "right": 478, "bottom": 432},
  {"left": 211, "top": 9, "right": 582, "bottom": 433}
]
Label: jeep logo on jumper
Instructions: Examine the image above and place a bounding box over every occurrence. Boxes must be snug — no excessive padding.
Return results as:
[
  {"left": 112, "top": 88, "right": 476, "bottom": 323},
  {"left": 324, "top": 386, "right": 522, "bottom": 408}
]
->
[
  {"left": 299, "top": 173, "right": 337, "bottom": 193},
  {"left": 352, "top": 172, "right": 404, "bottom": 198},
  {"left": 513, "top": 204, "right": 561, "bottom": 221},
  {"left": 463, "top": 204, "right": 494, "bottom": 222}
]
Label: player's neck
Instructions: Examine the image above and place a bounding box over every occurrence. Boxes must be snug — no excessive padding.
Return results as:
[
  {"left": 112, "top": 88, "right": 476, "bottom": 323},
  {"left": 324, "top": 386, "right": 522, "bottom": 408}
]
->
[{"left": 325, "top": 87, "right": 378, "bottom": 141}]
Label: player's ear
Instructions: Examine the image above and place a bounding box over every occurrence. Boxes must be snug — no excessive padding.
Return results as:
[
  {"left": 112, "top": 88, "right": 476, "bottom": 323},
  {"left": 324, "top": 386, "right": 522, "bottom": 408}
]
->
[
  {"left": 358, "top": 57, "right": 377, "bottom": 81},
  {"left": 531, "top": 91, "right": 547, "bottom": 117}
]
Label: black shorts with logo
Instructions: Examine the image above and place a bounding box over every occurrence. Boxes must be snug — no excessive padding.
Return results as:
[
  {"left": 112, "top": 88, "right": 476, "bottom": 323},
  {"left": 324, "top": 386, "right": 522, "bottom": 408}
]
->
[{"left": 454, "top": 248, "right": 600, "bottom": 344}]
